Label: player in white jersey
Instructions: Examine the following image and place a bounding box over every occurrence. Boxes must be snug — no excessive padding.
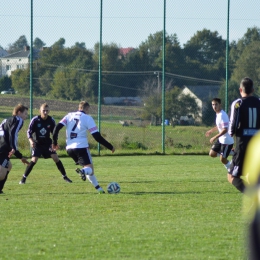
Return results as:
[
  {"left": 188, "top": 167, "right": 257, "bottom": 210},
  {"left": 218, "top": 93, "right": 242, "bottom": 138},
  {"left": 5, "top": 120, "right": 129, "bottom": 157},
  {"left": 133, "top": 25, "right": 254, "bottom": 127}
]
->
[
  {"left": 205, "top": 98, "right": 234, "bottom": 171},
  {"left": 52, "top": 101, "right": 115, "bottom": 194}
]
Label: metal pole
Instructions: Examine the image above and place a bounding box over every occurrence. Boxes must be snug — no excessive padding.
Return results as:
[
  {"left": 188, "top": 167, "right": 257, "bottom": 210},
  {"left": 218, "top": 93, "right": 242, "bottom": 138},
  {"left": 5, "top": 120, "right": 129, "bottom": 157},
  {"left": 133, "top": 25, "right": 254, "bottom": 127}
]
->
[
  {"left": 98, "top": 0, "right": 103, "bottom": 155},
  {"left": 161, "top": 0, "right": 166, "bottom": 154},
  {"left": 225, "top": 0, "right": 230, "bottom": 112},
  {"left": 30, "top": 0, "right": 33, "bottom": 120},
  {"left": 157, "top": 72, "right": 160, "bottom": 93}
]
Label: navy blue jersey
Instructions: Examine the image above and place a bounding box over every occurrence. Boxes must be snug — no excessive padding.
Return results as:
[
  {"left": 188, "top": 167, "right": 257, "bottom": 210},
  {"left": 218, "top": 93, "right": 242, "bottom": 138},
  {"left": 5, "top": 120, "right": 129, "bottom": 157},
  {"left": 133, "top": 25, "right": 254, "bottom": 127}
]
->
[
  {"left": 0, "top": 116, "right": 24, "bottom": 158},
  {"left": 27, "top": 115, "right": 56, "bottom": 145}
]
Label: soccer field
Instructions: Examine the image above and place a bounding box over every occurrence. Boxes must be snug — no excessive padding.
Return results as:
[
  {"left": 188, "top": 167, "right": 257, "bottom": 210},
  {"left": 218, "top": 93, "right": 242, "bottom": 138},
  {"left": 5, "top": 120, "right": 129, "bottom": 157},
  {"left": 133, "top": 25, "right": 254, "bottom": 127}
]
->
[{"left": 0, "top": 155, "right": 247, "bottom": 259}]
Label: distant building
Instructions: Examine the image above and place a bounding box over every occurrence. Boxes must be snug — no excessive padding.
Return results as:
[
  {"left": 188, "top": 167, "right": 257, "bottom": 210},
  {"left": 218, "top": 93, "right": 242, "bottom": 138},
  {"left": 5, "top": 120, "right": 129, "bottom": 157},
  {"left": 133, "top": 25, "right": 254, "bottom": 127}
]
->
[
  {"left": 0, "top": 48, "right": 8, "bottom": 58},
  {"left": 118, "top": 47, "right": 135, "bottom": 59},
  {"left": 180, "top": 85, "right": 221, "bottom": 119},
  {"left": 0, "top": 46, "right": 40, "bottom": 77}
]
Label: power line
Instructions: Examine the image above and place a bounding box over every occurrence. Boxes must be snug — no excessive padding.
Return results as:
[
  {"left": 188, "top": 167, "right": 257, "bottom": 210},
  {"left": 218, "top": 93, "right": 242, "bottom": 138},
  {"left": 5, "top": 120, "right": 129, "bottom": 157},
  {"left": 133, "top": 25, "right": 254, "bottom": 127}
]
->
[{"left": 39, "top": 62, "right": 223, "bottom": 84}]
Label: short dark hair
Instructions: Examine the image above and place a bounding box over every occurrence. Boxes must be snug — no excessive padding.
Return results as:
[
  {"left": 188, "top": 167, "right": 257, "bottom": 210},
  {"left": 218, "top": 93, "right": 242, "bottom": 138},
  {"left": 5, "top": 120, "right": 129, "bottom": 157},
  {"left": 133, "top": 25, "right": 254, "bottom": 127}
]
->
[
  {"left": 212, "top": 98, "right": 221, "bottom": 104},
  {"left": 240, "top": 77, "right": 254, "bottom": 94}
]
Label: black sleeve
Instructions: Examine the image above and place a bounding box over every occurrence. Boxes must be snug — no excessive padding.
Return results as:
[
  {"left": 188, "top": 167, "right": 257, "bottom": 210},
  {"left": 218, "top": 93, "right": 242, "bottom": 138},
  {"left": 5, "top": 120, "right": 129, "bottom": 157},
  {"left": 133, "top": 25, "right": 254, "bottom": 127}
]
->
[
  {"left": 14, "top": 150, "right": 23, "bottom": 159},
  {"left": 52, "top": 123, "right": 64, "bottom": 145},
  {"left": 92, "top": 132, "right": 113, "bottom": 150}
]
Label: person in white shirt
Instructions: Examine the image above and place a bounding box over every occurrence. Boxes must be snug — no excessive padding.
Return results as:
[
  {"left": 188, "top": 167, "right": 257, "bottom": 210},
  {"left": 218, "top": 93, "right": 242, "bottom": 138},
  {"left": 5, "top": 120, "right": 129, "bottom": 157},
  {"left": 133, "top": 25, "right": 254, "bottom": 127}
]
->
[
  {"left": 205, "top": 98, "right": 234, "bottom": 171},
  {"left": 52, "top": 101, "right": 115, "bottom": 194}
]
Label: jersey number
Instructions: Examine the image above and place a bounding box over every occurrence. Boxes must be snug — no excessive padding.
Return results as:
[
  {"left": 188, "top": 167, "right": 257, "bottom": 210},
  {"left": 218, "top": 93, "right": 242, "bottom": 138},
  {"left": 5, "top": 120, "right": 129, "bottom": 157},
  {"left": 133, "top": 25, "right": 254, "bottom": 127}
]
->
[
  {"left": 70, "top": 118, "right": 79, "bottom": 139},
  {"left": 248, "top": 108, "right": 257, "bottom": 128},
  {"left": 72, "top": 118, "right": 79, "bottom": 131}
]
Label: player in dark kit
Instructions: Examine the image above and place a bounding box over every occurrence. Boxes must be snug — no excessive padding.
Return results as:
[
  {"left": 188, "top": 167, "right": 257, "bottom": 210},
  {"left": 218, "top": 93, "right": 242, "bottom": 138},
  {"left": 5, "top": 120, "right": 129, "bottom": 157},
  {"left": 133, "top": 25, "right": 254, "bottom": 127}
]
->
[
  {"left": 0, "top": 104, "right": 29, "bottom": 194},
  {"left": 19, "top": 103, "right": 72, "bottom": 184},
  {"left": 228, "top": 77, "right": 260, "bottom": 193}
]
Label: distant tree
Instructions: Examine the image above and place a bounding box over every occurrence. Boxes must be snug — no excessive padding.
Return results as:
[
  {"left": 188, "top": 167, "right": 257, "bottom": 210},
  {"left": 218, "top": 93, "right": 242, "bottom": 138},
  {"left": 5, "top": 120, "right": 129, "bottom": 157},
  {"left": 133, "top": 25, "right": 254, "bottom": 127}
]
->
[
  {"left": 8, "top": 35, "right": 28, "bottom": 53},
  {"left": 139, "top": 31, "right": 164, "bottom": 68},
  {"left": 52, "top": 38, "right": 65, "bottom": 49},
  {"left": 11, "top": 69, "right": 30, "bottom": 94},
  {"left": 184, "top": 29, "right": 226, "bottom": 65},
  {"left": 231, "top": 41, "right": 260, "bottom": 93},
  {"left": 33, "top": 37, "right": 46, "bottom": 49},
  {"left": 0, "top": 76, "right": 12, "bottom": 91},
  {"left": 38, "top": 71, "right": 53, "bottom": 96},
  {"left": 218, "top": 80, "right": 240, "bottom": 111},
  {"left": 51, "top": 68, "right": 93, "bottom": 101},
  {"left": 73, "top": 42, "right": 86, "bottom": 49},
  {"left": 183, "top": 29, "right": 226, "bottom": 81},
  {"left": 93, "top": 43, "right": 124, "bottom": 97},
  {"left": 230, "top": 27, "right": 260, "bottom": 67}
]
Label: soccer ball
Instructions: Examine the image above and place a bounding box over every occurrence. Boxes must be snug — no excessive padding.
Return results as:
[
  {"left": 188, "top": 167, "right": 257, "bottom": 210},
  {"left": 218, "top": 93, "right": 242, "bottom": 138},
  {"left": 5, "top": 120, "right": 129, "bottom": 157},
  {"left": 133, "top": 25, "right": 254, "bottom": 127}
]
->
[{"left": 107, "top": 182, "right": 120, "bottom": 194}]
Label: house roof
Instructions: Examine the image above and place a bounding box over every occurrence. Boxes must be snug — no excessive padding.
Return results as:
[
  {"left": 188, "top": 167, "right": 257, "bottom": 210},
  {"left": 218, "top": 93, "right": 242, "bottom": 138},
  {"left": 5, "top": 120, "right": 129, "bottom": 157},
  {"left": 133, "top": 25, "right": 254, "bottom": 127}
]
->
[
  {"left": 0, "top": 49, "right": 8, "bottom": 57},
  {"left": 2, "top": 49, "right": 40, "bottom": 59},
  {"left": 119, "top": 47, "right": 135, "bottom": 56},
  {"left": 183, "top": 85, "right": 221, "bottom": 102}
]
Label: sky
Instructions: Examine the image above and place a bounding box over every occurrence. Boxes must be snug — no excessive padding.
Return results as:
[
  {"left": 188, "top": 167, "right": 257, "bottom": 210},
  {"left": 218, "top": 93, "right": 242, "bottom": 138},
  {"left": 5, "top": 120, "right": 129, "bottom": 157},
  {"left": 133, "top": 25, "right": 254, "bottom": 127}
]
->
[{"left": 1, "top": 0, "right": 260, "bottom": 50}]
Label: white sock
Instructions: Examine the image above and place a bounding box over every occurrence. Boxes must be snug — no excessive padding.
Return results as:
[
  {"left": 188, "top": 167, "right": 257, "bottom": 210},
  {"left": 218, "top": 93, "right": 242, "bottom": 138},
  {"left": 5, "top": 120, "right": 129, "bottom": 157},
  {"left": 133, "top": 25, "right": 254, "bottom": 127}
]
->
[
  {"left": 82, "top": 167, "right": 92, "bottom": 175},
  {"left": 87, "top": 175, "right": 99, "bottom": 187},
  {"left": 224, "top": 161, "right": 231, "bottom": 170}
]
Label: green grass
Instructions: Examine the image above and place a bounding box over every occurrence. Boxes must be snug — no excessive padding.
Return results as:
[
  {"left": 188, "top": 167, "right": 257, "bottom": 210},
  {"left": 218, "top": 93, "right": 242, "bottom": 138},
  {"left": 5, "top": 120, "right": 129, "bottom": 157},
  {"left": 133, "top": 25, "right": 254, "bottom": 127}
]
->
[{"left": 0, "top": 155, "right": 247, "bottom": 259}]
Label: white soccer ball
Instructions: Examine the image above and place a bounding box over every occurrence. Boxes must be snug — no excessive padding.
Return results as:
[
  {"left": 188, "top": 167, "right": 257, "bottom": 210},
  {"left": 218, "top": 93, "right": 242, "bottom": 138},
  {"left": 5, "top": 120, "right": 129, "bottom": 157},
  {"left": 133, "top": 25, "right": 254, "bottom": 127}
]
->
[{"left": 107, "top": 182, "right": 120, "bottom": 194}]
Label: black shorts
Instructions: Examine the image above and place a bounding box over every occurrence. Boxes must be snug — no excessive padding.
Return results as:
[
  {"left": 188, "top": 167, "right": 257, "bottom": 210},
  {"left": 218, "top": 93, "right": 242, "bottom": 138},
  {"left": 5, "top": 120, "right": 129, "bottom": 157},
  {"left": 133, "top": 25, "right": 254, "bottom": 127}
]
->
[
  {"left": 211, "top": 139, "right": 233, "bottom": 158},
  {"left": 32, "top": 144, "right": 56, "bottom": 159},
  {"left": 67, "top": 148, "right": 92, "bottom": 166},
  {"left": 0, "top": 152, "right": 10, "bottom": 168}
]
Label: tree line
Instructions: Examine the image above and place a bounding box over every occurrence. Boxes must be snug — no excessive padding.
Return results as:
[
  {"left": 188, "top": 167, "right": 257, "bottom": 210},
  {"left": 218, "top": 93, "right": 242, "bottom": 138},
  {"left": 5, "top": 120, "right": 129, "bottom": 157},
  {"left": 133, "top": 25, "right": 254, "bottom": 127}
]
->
[{"left": 1, "top": 27, "right": 260, "bottom": 123}]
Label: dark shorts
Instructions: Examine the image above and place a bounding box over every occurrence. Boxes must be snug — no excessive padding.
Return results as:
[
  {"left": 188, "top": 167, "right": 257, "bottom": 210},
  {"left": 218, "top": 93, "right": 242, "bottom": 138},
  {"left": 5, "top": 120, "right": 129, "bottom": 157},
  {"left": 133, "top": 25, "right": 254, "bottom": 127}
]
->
[
  {"left": 211, "top": 139, "right": 233, "bottom": 158},
  {"left": 0, "top": 152, "right": 10, "bottom": 168},
  {"left": 67, "top": 148, "right": 92, "bottom": 166},
  {"left": 32, "top": 144, "right": 56, "bottom": 159},
  {"left": 228, "top": 145, "right": 246, "bottom": 177}
]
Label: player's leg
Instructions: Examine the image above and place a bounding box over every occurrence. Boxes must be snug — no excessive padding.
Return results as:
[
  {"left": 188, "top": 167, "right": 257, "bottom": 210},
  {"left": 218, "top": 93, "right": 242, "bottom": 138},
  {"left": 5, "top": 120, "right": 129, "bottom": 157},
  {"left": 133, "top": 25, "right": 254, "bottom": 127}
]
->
[
  {"left": 220, "top": 144, "right": 233, "bottom": 170},
  {"left": 76, "top": 148, "right": 105, "bottom": 193},
  {"left": 0, "top": 157, "right": 11, "bottom": 193},
  {"left": 50, "top": 151, "right": 72, "bottom": 183},
  {"left": 228, "top": 153, "right": 245, "bottom": 193},
  {"left": 19, "top": 156, "right": 38, "bottom": 184},
  {"left": 227, "top": 174, "right": 245, "bottom": 193},
  {"left": 209, "top": 140, "right": 221, "bottom": 158}
]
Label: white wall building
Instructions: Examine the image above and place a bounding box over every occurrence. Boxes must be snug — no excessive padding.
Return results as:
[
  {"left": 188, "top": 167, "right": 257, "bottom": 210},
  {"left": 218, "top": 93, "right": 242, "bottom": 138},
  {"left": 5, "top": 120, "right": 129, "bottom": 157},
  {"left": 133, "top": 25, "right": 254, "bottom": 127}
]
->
[{"left": 0, "top": 46, "right": 39, "bottom": 77}]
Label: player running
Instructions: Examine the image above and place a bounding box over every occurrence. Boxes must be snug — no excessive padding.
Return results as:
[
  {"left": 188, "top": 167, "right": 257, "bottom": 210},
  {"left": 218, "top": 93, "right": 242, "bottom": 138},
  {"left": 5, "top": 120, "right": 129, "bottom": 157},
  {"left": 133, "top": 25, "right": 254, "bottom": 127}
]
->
[
  {"left": 52, "top": 101, "right": 115, "bottom": 194},
  {"left": 205, "top": 98, "right": 234, "bottom": 171}
]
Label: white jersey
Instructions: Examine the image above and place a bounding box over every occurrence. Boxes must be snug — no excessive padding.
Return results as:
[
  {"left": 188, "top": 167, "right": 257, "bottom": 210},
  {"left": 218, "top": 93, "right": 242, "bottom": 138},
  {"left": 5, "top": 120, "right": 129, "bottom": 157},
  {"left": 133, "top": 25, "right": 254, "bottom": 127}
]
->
[
  {"left": 216, "top": 110, "right": 234, "bottom": 144},
  {"left": 59, "top": 111, "right": 98, "bottom": 149}
]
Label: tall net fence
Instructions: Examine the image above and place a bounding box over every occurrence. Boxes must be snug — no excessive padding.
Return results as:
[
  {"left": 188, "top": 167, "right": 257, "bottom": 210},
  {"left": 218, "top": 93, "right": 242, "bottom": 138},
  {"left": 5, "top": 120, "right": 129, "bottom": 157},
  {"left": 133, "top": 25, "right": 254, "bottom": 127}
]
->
[{"left": 1, "top": 0, "right": 260, "bottom": 155}]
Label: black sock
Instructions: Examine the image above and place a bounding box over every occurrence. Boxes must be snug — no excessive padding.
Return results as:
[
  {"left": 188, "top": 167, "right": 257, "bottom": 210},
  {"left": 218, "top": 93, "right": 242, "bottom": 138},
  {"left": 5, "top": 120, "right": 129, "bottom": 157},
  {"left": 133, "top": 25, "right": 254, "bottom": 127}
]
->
[
  {"left": 56, "top": 160, "right": 66, "bottom": 177},
  {"left": 23, "top": 161, "right": 36, "bottom": 178},
  {"left": 0, "top": 171, "right": 9, "bottom": 191},
  {"left": 232, "top": 177, "right": 245, "bottom": 193}
]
